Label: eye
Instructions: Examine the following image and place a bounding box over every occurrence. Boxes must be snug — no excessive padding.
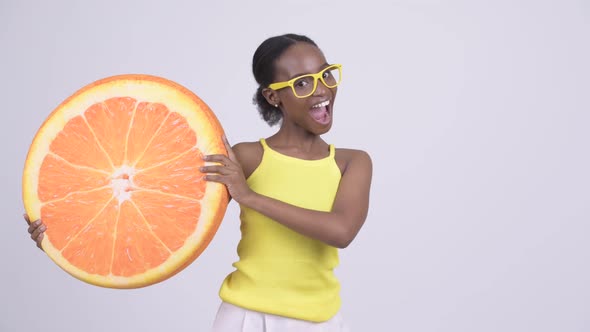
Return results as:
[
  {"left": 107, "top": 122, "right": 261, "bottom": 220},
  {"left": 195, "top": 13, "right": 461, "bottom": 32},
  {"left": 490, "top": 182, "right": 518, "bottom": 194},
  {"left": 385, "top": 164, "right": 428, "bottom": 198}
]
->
[
  {"left": 322, "top": 71, "right": 332, "bottom": 79},
  {"left": 294, "top": 78, "right": 309, "bottom": 88}
]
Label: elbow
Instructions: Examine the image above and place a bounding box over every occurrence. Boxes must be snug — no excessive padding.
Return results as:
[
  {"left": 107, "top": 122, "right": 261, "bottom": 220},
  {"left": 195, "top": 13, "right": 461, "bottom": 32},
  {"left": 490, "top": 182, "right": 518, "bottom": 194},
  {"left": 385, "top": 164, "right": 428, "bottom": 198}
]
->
[
  {"left": 334, "top": 239, "right": 352, "bottom": 249},
  {"left": 332, "top": 225, "right": 356, "bottom": 249}
]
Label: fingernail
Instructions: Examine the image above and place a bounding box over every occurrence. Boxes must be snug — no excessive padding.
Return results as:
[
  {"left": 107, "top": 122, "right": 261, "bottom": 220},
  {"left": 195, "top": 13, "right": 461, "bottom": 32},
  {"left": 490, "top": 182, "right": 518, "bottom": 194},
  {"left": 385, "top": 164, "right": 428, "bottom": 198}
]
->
[
  {"left": 202, "top": 155, "right": 209, "bottom": 161},
  {"left": 35, "top": 220, "right": 41, "bottom": 225},
  {"left": 199, "top": 166, "right": 205, "bottom": 171}
]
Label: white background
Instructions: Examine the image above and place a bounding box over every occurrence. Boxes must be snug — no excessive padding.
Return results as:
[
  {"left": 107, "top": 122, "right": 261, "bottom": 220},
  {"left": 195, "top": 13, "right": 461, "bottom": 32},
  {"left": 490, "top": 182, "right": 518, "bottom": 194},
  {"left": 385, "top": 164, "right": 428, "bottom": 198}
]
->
[{"left": 1, "top": 1, "right": 589, "bottom": 331}]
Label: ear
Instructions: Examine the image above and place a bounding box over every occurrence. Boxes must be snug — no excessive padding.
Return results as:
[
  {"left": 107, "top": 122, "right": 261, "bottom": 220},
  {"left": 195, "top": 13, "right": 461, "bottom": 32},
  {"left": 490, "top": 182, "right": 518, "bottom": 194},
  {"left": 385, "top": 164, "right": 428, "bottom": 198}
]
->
[{"left": 262, "top": 88, "right": 280, "bottom": 107}]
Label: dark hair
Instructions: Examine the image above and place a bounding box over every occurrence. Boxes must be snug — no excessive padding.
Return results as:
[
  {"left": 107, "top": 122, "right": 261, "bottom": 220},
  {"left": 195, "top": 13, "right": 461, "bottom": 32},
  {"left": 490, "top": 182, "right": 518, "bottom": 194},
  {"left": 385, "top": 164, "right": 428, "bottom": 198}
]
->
[{"left": 252, "top": 33, "right": 318, "bottom": 126}]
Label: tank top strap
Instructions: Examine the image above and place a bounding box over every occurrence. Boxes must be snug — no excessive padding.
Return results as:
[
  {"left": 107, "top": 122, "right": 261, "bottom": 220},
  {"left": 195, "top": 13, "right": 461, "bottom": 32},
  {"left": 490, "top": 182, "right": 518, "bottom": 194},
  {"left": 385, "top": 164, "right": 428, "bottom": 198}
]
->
[{"left": 259, "top": 138, "right": 270, "bottom": 151}]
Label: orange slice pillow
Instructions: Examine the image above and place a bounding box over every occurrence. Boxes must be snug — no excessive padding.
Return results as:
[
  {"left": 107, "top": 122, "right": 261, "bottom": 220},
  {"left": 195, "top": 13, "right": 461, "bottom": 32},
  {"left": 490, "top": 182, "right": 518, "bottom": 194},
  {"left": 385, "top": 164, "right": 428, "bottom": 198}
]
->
[{"left": 22, "top": 74, "right": 229, "bottom": 288}]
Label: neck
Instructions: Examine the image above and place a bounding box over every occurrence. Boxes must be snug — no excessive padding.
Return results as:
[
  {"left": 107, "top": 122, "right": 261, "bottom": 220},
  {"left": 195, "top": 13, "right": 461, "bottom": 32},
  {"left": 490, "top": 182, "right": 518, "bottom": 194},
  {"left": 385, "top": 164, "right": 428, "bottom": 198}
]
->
[{"left": 267, "top": 122, "right": 326, "bottom": 154}]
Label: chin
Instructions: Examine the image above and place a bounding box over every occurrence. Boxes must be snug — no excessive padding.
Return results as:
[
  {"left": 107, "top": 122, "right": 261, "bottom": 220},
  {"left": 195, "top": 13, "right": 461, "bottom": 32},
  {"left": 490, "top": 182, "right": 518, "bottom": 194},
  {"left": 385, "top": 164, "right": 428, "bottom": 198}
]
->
[{"left": 311, "top": 121, "right": 333, "bottom": 135}]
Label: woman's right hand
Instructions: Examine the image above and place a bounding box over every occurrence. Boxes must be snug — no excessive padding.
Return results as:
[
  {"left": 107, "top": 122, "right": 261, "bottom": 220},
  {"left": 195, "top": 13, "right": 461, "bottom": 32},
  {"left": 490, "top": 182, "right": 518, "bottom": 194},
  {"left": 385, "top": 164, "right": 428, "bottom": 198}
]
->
[{"left": 24, "top": 213, "right": 45, "bottom": 251}]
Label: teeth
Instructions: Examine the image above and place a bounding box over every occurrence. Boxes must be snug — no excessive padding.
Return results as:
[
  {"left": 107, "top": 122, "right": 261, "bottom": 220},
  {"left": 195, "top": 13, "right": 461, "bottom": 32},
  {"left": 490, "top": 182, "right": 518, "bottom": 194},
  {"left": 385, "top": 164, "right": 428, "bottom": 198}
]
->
[{"left": 311, "top": 100, "right": 330, "bottom": 108}]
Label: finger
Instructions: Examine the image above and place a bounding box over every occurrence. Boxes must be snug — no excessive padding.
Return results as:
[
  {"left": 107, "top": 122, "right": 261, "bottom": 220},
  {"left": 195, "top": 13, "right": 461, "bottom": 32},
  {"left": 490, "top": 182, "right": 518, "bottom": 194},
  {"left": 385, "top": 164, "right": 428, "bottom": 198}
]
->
[
  {"left": 37, "top": 233, "right": 44, "bottom": 250},
  {"left": 27, "top": 220, "right": 41, "bottom": 234},
  {"left": 204, "top": 154, "right": 232, "bottom": 165},
  {"left": 200, "top": 165, "right": 233, "bottom": 175},
  {"left": 31, "top": 224, "right": 46, "bottom": 240},
  {"left": 222, "top": 135, "right": 237, "bottom": 161},
  {"left": 23, "top": 213, "right": 30, "bottom": 223},
  {"left": 203, "top": 174, "right": 227, "bottom": 183}
]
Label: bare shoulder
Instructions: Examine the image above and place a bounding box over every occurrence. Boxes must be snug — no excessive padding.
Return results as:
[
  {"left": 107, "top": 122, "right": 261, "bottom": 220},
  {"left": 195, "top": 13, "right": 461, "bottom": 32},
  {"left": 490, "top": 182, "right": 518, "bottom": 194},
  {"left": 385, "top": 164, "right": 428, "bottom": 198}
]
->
[
  {"left": 232, "top": 141, "right": 262, "bottom": 156},
  {"left": 334, "top": 148, "right": 372, "bottom": 175},
  {"left": 232, "top": 141, "right": 264, "bottom": 178}
]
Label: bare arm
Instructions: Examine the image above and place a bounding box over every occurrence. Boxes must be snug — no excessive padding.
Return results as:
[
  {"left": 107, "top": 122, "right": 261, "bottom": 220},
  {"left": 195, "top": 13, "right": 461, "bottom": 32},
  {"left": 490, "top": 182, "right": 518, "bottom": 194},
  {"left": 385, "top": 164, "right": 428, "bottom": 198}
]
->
[{"left": 201, "top": 136, "right": 372, "bottom": 248}]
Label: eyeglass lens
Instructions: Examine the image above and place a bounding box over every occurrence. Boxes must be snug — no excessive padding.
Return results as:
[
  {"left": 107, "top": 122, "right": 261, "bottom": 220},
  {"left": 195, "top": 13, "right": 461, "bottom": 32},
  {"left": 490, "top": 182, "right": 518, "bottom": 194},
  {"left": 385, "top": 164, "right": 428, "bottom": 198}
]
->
[{"left": 293, "top": 66, "right": 341, "bottom": 97}]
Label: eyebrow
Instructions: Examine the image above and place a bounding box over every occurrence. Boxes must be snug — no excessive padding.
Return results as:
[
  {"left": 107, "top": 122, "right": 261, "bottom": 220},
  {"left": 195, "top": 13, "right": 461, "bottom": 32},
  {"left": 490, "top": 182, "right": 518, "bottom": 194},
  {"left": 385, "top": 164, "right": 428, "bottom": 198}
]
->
[{"left": 287, "top": 63, "right": 331, "bottom": 80}]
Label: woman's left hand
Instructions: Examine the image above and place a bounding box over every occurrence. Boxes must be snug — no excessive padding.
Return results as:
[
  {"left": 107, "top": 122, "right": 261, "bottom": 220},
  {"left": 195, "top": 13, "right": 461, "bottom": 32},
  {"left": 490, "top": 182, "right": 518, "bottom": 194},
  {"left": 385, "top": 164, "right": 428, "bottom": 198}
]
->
[{"left": 201, "top": 135, "right": 253, "bottom": 204}]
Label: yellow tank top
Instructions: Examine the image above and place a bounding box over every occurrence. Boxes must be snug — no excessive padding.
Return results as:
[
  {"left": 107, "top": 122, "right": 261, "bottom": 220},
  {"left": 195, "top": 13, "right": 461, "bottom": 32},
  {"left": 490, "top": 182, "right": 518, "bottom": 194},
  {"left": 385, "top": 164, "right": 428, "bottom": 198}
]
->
[{"left": 218, "top": 138, "right": 342, "bottom": 322}]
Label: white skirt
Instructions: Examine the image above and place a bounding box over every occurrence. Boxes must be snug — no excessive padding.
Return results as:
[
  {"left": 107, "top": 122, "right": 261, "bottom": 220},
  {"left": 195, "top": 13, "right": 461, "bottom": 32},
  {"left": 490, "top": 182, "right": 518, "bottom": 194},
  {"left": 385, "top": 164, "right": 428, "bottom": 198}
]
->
[{"left": 211, "top": 302, "right": 351, "bottom": 332}]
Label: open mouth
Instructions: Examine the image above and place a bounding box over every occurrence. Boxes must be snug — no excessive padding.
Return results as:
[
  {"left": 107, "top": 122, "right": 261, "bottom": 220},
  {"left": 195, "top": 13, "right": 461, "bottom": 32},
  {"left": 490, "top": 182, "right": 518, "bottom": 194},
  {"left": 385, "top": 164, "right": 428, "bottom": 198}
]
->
[{"left": 309, "top": 100, "right": 331, "bottom": 125}]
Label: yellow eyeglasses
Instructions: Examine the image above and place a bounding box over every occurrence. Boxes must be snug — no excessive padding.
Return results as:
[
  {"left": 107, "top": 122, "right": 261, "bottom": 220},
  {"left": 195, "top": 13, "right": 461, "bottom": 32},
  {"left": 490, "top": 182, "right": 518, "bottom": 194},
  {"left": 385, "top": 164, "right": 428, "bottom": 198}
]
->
[{"left": 268, "top": 64, "right": 342, "bottom": 98}]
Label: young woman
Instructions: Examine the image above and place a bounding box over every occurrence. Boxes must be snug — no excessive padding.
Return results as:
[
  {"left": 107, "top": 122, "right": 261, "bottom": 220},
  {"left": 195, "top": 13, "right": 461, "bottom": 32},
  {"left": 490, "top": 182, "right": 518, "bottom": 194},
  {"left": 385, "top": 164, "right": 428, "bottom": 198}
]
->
[{"left": 25, "top": 33, "right": 372, "bottom": 332}]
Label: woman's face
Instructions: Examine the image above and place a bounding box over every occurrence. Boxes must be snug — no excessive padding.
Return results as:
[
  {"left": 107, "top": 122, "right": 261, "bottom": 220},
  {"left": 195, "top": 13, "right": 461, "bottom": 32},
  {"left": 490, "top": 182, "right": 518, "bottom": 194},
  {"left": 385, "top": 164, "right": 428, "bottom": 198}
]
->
[{"left": 270, "top": 42, "right": 338, "bottom": 135}]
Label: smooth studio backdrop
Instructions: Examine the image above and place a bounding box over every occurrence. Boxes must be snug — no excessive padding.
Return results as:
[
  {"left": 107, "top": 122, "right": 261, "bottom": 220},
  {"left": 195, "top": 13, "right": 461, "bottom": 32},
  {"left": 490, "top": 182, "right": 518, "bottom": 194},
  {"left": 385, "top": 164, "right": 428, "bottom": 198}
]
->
[{"left": 1, "top": 1, "right": 589, "bottom": 331}]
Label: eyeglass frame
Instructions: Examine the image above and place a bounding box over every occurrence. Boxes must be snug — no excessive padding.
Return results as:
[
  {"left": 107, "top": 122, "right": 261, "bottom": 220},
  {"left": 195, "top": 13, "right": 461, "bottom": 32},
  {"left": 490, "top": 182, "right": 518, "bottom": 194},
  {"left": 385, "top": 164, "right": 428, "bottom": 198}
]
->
[{"left": 267, "top": 64, "right": 342, "bottom": 98}]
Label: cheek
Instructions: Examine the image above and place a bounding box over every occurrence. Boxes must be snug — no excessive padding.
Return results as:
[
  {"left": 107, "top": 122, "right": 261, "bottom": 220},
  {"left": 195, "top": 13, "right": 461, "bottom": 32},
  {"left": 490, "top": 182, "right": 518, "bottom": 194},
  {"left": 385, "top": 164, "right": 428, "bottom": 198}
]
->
[
  {"left": 291, "top": 99, "right": 309, "bottom": 111},
  {"left": 280, "top": 92, "right": 305, "bottom": 108},
  {"left": 281, "top": 100, "right": 311, "bottom": 119}
]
